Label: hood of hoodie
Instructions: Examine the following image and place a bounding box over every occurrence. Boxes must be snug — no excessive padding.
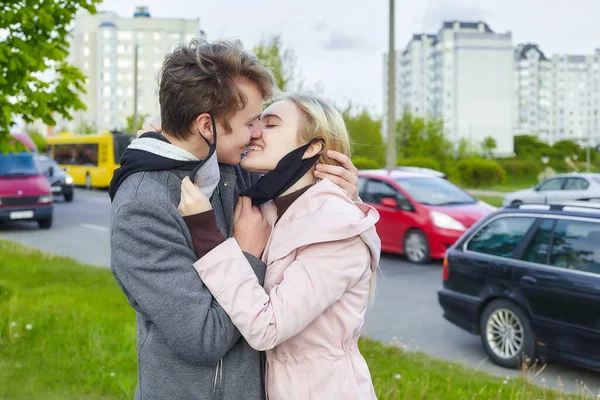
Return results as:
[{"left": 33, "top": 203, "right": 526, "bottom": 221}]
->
[
  {"left": 262, "top": 178, "right": 381, "bottom": 271},
  {"left": 108, "top": 132, "right": 219, "bottom": 201}
]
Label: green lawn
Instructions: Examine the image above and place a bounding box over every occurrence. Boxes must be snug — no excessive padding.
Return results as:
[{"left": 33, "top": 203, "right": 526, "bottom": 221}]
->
[
  {"left": 464, "top": 176, "right": 538, "bottom": 193},
  {"left": 0, "top": 241, "right": 590, "bottom": 399},
  {"left": 475, "top": 195, "right": 505, "bottom": 208}
]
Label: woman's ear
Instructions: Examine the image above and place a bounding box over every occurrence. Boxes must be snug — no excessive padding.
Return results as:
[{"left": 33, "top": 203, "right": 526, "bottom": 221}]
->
[
  {"left": 192, "top": 113, "right": 214, "bottom": 142},
  {"left": 302, "top": 140, "right": 324, "bottom": 160}
]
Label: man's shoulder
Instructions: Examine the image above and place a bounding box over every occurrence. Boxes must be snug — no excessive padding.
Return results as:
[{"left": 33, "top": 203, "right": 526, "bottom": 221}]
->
[{"left": 112, "top": 170, "right": 177, "bottom": 210}]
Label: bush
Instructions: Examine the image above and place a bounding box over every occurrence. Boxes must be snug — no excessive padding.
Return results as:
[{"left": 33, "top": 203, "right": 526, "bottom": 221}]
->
[
  {"left": 352, "top": 157, "right": 380, "bottom": 170},
  {"left": 497, "top": 159, "right": 541, "bottom": 178},
  {"left": 396, "top": 157, "right": 441, "bottom": 171},
  {"left": 456, "top": 158, "right": 506, "bottom": 187}
]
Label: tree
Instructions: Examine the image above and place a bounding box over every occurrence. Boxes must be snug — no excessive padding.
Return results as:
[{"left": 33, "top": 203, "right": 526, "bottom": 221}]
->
[
  {"left": 456, "top": 137, "right": 478, "bottom": 160},
  {"left": 481, "top": 136, "right": 497, "bottom": 158},
  {"left": 0, "top": 0, "right": 101, "bottom": 153},
  {"left": 341, "top": 105, "right": 385, "bottom": 168},
  {"left": 25, "top": 126, "right": 47, "bottom": 152},
  {"left": 126, "top": 113, "right": 150, "bottom": 134},
  {"left": 253, "top": 35, "right": 300, "bottom": 92},
  {"left": 396, "top": 110, "right": 452, "bottom": 167},
  {"left": 74, "top": 120, "right": 98, "bottom": 135}
]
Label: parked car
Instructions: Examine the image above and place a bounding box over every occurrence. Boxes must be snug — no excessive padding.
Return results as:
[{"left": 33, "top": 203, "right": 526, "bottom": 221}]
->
[
  {"left": 502, "top": 173, "right": 600, "bottom": 207},
  {"left": 0, "top": 151, "right": 53, "bottom": 228},
  {"left": 389, "top": 166, "right": 448, "bottom": 179},
  {"left": 36, "top": 155, "right": 74, "bottom": 202},
  {"left": 438, "top": 202, "right": 600, "bottom": 371},
  {"left": 358, "top": 170, "right": 496, "bottom": 263}
]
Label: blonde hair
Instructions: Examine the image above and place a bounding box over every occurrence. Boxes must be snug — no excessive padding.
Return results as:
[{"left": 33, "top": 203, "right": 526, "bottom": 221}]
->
[
  {"left": 279, "top": 93, "right": 377, "bottom": 304},
  {"left": 278, "top": 93, "right": 351, "bottom": 165}
]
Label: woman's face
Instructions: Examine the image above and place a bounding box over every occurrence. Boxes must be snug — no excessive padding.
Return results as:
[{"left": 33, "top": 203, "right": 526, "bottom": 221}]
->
[{"left": 240, "top": 99, "right": 303, "bottom": 174}]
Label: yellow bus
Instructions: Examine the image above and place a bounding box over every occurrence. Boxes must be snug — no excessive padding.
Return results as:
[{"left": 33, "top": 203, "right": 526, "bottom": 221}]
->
[{"left": 46, "top": 131, "right": 135, "bottom": 189}]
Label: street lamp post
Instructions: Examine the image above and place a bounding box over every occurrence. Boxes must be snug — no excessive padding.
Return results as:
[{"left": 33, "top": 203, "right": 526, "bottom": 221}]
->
[{"left": 385, "top": 0, "right": 396, "bottom": 168}]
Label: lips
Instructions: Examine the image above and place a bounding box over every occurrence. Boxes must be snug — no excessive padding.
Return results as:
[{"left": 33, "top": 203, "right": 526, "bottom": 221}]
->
[{"left": 247, "top": 145, "right": 263, "bottom": 152}]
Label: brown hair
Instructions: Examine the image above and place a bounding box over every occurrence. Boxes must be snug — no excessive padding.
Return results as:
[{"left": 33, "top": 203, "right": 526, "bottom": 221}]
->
[{"left": 159, "top": 39, "right": 276, "bottom": 139}]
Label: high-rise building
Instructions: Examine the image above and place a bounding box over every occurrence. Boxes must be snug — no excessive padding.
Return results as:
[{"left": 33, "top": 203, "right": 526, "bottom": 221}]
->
[
  {"left": 64, "top": 6, "right": 203, "bottom": 132},
  {"left": 384, "top": 21, "right": 516, "bottom": 156},
  {"left": 515, "top": 44, "right": 600, "bottom": 145}
]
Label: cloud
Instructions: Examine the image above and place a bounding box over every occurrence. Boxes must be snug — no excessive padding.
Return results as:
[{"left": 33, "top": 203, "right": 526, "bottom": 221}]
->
[
  {"left": 322, "top": 30, "right": 365, "bottom": 51},
  {"left": 312, "top": 20, "right": 329, "bottom": 32}
]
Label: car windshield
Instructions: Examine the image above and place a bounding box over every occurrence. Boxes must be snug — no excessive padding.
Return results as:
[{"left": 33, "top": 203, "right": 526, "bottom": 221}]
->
[
  {"left": 0, "top": 153, "right": 40, "bottom": 176},
  {"left": 37, "top": 157, "right": 60, "bottom": 174},
  {"left": 395, "top": 177, "right": 476, "bottom": 206}
]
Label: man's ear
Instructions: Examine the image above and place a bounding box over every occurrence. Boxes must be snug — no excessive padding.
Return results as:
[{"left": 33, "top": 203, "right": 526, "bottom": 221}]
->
[
  {"left": 302, "top": 140, "right": 324, "bottom": 160},
  {"left": 192, "top": 113, "right": 213, "bottom": 142}
]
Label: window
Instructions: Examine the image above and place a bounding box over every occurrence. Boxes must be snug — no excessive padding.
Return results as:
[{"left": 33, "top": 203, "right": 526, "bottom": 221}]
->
[
  {"left": 550, "top": 220, "right": 600, "bottom": 274},
  {"left": 103, "top": 86, "right": 111, "bottom": 96},
  {"left": 564, "top": 178, "right": 589, "bottom": 190},
  {"left": 118, "top": 59, "right": 130, "bottom": 68},
  {"left": 537, "top": 178, "right": 565, "bottom": 191},
  {"left": 153, "top": 32, "right": 162, "bottom": 41},
  {"left": 522, "top": 219, "right": 555, "bottom": 264},
  {"left": 83, "top": 33, "right": 90, "bottom": 42},
  {"left": 358, "top": 177, "right": 368, "bottom": 198},
  {"left": 395, "top": 177, "right": 475, "bottom": 206},
  {"left": 363, "top": 180, "right": 400, "bottom": 205},
  {"left": 53, "top": 144, "right": 99, "bottom": 166},
  {"left": 83, "top": 46, "right": 90, "bottom": 56},
  {"left": 137, "top": 60, "right": 145, "bottom": 69},
  {"left": 103, "top": 57, "right": 111, "bottom": 68},
  {"left": 467, "top": 217, "right": 536, "bottom": 258},
  {"left": 118, "top": 31, "right": 132, "bottom": 40},
  {"left": 117, "top": 45, "right": 126, "bottom": 54}
]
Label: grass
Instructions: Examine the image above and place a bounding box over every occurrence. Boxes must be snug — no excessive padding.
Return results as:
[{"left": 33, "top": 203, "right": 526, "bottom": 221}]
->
[
  {"left": 464, "top": 176, "right": 538, "bottom": 193},
  {"left": 475, "top": 195, "right": 505, "bottom": 208},
  {"left": 0, "top": 241, "right": 593, "bottom": 399}
]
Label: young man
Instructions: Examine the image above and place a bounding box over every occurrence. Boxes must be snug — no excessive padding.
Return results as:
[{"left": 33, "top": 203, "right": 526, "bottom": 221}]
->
[{"left": 109, "top": 39, "right": 359, "bottom": 400}]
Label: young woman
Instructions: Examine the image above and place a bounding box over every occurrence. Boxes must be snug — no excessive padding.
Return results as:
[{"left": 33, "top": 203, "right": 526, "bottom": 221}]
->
[{"left": 180, "top": 93, "right": 381, "bottom": 400}]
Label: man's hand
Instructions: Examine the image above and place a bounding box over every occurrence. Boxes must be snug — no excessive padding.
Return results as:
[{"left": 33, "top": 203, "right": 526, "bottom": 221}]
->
[
  {"left": 314, "top": 151, "right": 360, "bottom": 201},
  {"left": 137, "top": 120, "right": 162, "bottom": 138},
  {"left": 233, "top": 197, "right": 271, "bottom": 259},
  {"left": 178, "top": 177, "right": 212, "bottom": 217}
]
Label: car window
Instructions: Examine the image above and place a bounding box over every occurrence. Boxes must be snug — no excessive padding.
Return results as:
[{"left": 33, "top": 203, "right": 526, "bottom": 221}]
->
[
  {"left": 564, "top": 178, "right": 589, "bottom": 190},
  {"left": 467, "top": 217, "right": 536, "bottom": 258},
  {"left": 522, "top": 219, "right": 555, "bottom": 264},
  {"left": 364, "top": 179, "right": 403, "bottom": 205},
  {"left": 538, "top": 178, "right": 565, "bottom": 191},
  {"left": 358, "top": 177, "right": 368, "bottom": 199},
  {"left": 550, "top": 219, "right": 600, "bottom": 275},
  {"left": 394, "top": 177, "right": 476, "bottom": 206}
]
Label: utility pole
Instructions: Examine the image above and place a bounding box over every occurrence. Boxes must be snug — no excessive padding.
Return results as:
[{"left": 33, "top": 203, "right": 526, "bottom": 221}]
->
[
  {"left": 132, "top": 44, "right": 139, "bottom": 135},
  {"left": 385, "top": 0, "right": 397, "bottom": 168}
]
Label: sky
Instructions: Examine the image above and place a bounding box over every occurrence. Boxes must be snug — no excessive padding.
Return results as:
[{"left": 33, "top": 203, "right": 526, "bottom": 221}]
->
[{"left": 99, "top": 0, "right": 600, "bottom": 116}]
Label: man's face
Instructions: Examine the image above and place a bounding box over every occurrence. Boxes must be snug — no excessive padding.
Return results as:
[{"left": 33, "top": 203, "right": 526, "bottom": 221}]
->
[{"left": 216, "top": 79, "right": 263, "bottom": 165}]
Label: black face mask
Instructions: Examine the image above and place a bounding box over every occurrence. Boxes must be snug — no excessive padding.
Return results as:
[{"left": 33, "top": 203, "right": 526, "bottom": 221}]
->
[
  {"left": 241, "top": 138, "right": 325, "bottom": 206},
  {"left": 189, "top": 115, "right": 218, "bottom": 181}
]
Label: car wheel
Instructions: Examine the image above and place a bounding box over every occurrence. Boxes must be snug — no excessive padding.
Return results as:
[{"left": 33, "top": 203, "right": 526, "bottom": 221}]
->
[
  {"left": 64, "top": 192, "right": 74, "bottom": 202},
  {"left": 403, "top": 229, "right": 431, "bottom": 264},
  {"left": 85, "top": 174, "right": 92, "bottom": 190},
  {"left": 510, "top": 200, "right": 523, "bottom": 207},
  {"left": 480, "top": 299, "right": 535, "bottom": 369},
  {"left": 38, "top": 218, "right": 53, "bottom": 229}
]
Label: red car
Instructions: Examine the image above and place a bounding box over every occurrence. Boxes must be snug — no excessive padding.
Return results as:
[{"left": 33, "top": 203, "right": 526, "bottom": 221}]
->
[
  {"left": 358, "top": 169, "right": 496, "bottom": 263},
  {"left": 0, "top": 134, "right": 53, "bottom": 229}
]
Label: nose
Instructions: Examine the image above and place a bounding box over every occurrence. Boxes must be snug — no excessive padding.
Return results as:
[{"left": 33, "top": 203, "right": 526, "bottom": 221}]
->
[{"left": 250, "top": 121, "right": 263, "bottom": 139}]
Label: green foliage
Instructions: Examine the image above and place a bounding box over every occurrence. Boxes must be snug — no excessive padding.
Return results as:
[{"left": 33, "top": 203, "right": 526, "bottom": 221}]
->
[
  {"left": 497, "top": 159, "right": 541, "bottom": 179},
  {"left": 28, "top": 131, "right": 47, "bottom": 152},
  {"left": 396, "top": 110, "right": 453, "bottom": 169},
  {"left": 352, "top": 157, "right": 380, "bottom": 170},
  {"left": 74, "top": 120, "right": 98, "bottom": 135},
  {"left": 126, "top": 113, "right": 150, "bottom": 134},
  {"left": 481, "top": 136, "right": 497, "bottom": 158},
  {"left": 396, "top": 157, "right": 441, "bottom": 171},
  {"left": 253, "top": 35, "right": 298, "bottom": 92},
  {"left": 456, "top": 158, "right": 506, "bottom": 187},
  {"left": 0, "top": 0, "right": 102, "bottom": 153},
  {"left": 342, "top": 105, "right": 385, "bottom": 168},
  {"left": 456, "top": 137, "right": 479, "bottom": 160}
]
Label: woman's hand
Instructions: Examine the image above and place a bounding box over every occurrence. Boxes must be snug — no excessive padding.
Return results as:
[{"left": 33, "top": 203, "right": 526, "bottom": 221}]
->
[
  {"left": 315, "top": 151, "right": 360, "bottom": 201},
  {"left": 137, "top": 120, "right": 162, "bottom": 138},
  {"left": 178, "top": 177, "right": 212, "bottom": 217}
]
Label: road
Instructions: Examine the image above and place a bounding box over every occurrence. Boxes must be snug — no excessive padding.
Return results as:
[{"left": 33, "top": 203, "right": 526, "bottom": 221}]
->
[{"left": 1, "top": 188, "right": 598, "bottom": 396}]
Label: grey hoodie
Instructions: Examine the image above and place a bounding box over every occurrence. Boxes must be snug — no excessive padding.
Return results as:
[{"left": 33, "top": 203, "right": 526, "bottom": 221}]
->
[{"left": 110, "top": 137, "right": 266, "bottom": 400}]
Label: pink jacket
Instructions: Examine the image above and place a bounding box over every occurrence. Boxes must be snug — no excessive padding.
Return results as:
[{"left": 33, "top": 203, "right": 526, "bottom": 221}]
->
[{"left": 193, "top": 179, "right": 381, "bottom": 400}]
